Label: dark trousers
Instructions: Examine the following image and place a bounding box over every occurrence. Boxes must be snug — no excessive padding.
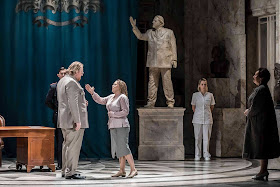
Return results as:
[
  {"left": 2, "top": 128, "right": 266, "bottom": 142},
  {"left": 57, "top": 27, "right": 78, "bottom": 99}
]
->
[{"left": 55, "top": 128, "right": 64, "bottom": 167}]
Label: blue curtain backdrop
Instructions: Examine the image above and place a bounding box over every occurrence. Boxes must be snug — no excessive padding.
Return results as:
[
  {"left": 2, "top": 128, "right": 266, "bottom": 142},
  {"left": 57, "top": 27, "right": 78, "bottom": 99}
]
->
[{"left": 0, "top": 0, "right": 138, "bottom": 158}]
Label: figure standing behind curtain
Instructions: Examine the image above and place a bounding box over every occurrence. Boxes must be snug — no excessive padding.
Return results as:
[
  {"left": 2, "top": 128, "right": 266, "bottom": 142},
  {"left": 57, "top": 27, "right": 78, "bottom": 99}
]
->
[
  {"left": 85, "top": 79, "right": 138, "bottom": 178},
  {"left": 45, "top": 67, "right": 66, "bottom": 170},
  {"left": 191, "top": 78, "right": 215, "bottom": 161},
  {"left": 243, "top": 68, "right": 280, "bottom": 181}
]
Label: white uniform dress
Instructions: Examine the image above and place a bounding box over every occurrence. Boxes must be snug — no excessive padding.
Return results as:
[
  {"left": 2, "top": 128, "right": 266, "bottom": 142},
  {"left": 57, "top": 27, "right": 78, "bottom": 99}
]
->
[{"left": 191, "top": 92, "right": 215, "bottom": 159}]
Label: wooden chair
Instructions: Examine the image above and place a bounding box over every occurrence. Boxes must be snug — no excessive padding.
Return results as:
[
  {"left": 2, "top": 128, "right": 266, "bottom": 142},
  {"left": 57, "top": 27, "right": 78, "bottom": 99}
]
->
[{"left": 0, "top": 115, "right": 5, "bottom": 167}]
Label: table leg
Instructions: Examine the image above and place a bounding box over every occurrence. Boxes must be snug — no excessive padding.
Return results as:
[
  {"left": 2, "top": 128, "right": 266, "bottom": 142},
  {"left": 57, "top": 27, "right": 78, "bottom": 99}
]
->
[
  {"left": 26, "top": 165, "right": 34, "bottom": 173},
  {"left": 48, "top": 164, "right": 56, "bottom": 172}
]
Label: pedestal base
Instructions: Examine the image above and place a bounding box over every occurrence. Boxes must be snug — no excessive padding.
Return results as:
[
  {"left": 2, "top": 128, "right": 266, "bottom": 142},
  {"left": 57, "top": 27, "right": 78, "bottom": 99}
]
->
[
  {"left": 210, "top": 108, "right": 246, "bottom": 157},
  {"left": 137, "top": 107, "right": 185, "bottom": 160},
  {"left": 139, "top": 145, "right": 184, "bottom": 160}
]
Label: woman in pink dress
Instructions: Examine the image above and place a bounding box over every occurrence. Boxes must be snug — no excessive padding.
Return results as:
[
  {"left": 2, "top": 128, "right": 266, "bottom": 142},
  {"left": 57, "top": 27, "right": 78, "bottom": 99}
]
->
[{"left": 85, "top": 79, "right": 138, "bottom": 178}]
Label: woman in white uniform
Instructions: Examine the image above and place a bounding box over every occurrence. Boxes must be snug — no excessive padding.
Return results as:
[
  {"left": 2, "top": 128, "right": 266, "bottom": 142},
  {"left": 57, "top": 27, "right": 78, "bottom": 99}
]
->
[{"left": 191, "top": 78, "right": 215, "bottom": 161}]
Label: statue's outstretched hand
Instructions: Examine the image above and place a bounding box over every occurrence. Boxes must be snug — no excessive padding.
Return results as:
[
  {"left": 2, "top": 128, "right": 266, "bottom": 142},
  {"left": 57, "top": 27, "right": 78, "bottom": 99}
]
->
[
  {"left": 129, "top": 16, "right": 136, "bottom": 28},
  {"left": 85, "top": 84, "right": 95, "bottom": 95},
  {"left": 171, "top": 61, "right": 177, "bottom": 68}
]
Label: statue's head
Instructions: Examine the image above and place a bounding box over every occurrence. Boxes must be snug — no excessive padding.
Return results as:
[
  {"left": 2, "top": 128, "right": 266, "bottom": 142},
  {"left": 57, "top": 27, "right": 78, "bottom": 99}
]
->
[{"left": 152, "top": 15, "right": 164, "bottom": 29}]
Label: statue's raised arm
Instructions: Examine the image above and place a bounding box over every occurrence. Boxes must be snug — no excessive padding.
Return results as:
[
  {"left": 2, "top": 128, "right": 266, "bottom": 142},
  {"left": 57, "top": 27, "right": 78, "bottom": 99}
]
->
[
  {"left": 129, "top": 16, "right": 137, "bottom": 28},
  {"left": 129, "top": 16, "right": 148, "bottom": 41}
]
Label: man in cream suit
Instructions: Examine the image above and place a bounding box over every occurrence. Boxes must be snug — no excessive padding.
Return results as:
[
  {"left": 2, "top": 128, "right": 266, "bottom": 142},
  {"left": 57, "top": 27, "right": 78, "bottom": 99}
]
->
[
  {"left": 57, "top": 61, "right": 89, "bottom": 179},
  {"left": 130, "top": 15, "right": 177, "bottom": 108}
]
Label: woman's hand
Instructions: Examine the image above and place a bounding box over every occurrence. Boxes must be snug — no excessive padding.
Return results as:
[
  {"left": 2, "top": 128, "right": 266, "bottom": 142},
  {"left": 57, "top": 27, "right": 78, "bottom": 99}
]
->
[
  {"left": 244, "top": 109, "right": 249, "bottom": 116},
  {"left": 85, "top": 84, "right": 95, "bottom": 95},
  {"left": 108, "top": 111, "right": 114, "bottom": 118}
]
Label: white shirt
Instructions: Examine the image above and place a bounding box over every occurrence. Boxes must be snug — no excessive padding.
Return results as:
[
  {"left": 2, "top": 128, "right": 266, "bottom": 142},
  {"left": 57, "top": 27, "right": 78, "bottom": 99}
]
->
[{"left": 191, "top": 92, "right": 215, "bottom": 125}]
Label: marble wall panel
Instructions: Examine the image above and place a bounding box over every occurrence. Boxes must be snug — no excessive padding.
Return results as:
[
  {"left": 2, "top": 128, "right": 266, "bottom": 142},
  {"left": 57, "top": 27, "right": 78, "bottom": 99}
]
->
[
  {"left": 250, "top": 0, "right": 276, "bottom": 16},
  {"left": 208, "top": 0, "right": 245, "bottom": 36},
  {"left": 184, "top": 0, "right": 246, "bottom": 157},
  {"left": 210, "top": 108, "right": 246, "bottom": 157},
  {"left": 246, "top": 16, "right": 258, "bottom": 100},
  {"left": 269, "top": 109, "right": 280, "bottom": 169},
  {"left": 208, "top": 78, "right": 231, "bottom": 108},
  {"left": 221, "top": 108, "right": 246, "bottom": 157}
]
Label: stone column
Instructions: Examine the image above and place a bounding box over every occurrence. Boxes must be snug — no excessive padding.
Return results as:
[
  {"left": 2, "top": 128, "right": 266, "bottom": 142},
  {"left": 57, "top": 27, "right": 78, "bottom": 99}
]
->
[
  {"left": 271, "top": 0, "right": 280, "bottom": 170},
  {"left": 138, "top": 108, "right": 185, "bottom": 160}
]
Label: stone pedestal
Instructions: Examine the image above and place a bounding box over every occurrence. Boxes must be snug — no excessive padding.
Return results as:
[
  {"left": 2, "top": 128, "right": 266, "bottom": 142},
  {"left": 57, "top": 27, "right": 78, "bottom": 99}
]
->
[
  {"left": 210, "top": 108, "right": 246, "bottom": 157},
  {"left": 137, "top": 108, "right": 185, "bottom": 160},
  {"left": 207, "top": 78, "right": 246, "bottom": 157}
]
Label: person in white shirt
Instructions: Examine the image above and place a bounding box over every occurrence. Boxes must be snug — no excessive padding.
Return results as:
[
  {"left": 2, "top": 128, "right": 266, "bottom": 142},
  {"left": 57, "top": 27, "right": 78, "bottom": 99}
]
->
[{"left": 191, "top": 78, "right": 215, "bottom": 161}]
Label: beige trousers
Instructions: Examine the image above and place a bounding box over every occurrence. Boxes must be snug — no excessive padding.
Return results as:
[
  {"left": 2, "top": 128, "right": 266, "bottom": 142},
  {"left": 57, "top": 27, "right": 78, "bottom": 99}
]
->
[
  {"left": 147, "top": 67, "right": 175, "bottom": 106},
  {"left": 61, "top": 128, "right": 85, "bottom": 177},
  {"left": 193, "top": 124, "right": 212, "bottom": 159}
]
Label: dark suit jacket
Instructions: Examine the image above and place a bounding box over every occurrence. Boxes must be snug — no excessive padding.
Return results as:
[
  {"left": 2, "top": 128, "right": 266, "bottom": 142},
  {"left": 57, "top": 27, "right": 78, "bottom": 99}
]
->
[{"left": 45, "top": 83, "right": 58, "bottom": 127}]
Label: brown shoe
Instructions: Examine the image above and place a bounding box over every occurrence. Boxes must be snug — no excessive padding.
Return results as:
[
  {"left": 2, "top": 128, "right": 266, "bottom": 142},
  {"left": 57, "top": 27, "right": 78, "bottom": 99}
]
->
[
  {"left": 127, "top": 170, "right": 138, "bottom": 178},
  {"left": 111, "top": 171, "right": 126, "bottom": 177}
]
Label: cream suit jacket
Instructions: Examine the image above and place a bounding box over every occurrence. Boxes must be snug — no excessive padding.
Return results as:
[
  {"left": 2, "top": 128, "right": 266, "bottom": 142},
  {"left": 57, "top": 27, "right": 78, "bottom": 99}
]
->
[
  {"left": 133, "top": 27, "right": 177, "bottom": 68},
  {"left": 57, "top": 75, "right": 89, "bottom": 129}
]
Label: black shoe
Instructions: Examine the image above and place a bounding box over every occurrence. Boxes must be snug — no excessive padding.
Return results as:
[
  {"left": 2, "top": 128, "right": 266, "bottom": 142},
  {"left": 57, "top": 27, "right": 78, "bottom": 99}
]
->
[
  {"left": 66, "top": 174, "right": 85, "bottom": 179},
  {"left": 252, "top": 171, "right": 269, "bottom": 181},
  {"left": 63, "top": 173, "right": 79, "bottom": 178},
  {"left": 56, "top": 166, "right": 62, "bottom": 170}
]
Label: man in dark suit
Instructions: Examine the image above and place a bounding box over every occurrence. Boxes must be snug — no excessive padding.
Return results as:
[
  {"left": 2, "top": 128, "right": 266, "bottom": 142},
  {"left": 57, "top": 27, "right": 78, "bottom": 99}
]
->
[{"left": 45, "top": 67, "right": 67, "bottom": 170}]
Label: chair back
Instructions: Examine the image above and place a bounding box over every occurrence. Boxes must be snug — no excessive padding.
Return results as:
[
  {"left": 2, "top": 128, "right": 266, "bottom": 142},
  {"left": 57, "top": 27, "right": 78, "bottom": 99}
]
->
[
  {"left": 0, "top": 115, "right": 4, "bottom": 167},
  {"left": 0, "top": 115, "right": 5, "bottom": 127}
]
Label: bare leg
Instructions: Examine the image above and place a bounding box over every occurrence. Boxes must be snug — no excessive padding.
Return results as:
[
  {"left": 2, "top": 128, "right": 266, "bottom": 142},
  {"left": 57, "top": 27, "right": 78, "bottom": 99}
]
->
[
  {"left": 119, "top": 156, "right": 126, "bottom": 173},
  {"left": 259, "top": 159, "right": 268, "bottom": 175},
  {"left": 111, "top": 157, "right": 126, "bottom": 177},
  {"left": 125, "top": 154, "right": 136, "bottom": 173}
]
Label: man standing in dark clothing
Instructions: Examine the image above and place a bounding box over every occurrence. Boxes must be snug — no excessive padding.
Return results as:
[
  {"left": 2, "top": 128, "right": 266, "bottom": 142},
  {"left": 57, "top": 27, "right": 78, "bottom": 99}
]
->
[{"left": 45, "top": 67, "right": 67, "bottom": 170}]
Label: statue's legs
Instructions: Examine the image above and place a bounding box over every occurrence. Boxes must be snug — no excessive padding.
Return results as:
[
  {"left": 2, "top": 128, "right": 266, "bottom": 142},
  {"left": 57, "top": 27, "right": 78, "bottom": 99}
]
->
[
  {"left": 161, "top": 68, "right": 175, "bottom": 107},
  {"left": 146, "top": 67, "right": 160, "bottom": 107}
]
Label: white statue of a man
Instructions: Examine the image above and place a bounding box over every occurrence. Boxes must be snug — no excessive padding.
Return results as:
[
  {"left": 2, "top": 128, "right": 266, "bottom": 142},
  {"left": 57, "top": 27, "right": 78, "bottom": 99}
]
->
[{"left": 130, "top": 15, "right": 177, "bottom": 108}]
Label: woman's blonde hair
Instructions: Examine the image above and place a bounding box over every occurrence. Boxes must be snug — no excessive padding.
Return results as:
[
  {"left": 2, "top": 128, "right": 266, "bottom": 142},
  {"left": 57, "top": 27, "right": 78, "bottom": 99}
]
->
[
  {"left": 67, "top": 61, "right": 83, "bottom": 76},
  {"left": 116, "top": 79, "right": 128, "bottom": 96},
  {"left": 197, "top": 78, "right": 208, "bottom": 92}
]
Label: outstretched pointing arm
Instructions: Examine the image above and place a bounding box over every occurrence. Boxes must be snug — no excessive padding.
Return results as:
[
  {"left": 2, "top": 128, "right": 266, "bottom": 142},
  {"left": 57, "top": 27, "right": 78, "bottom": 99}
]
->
[{"left": 129, "top": 16, "right": 148, "bottom": 41}]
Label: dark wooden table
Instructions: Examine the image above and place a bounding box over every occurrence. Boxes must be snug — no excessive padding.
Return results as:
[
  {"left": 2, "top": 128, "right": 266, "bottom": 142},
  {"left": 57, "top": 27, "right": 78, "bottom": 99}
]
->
[{"left": 0, "top": 126, "right": 55, "bottom": 172}]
